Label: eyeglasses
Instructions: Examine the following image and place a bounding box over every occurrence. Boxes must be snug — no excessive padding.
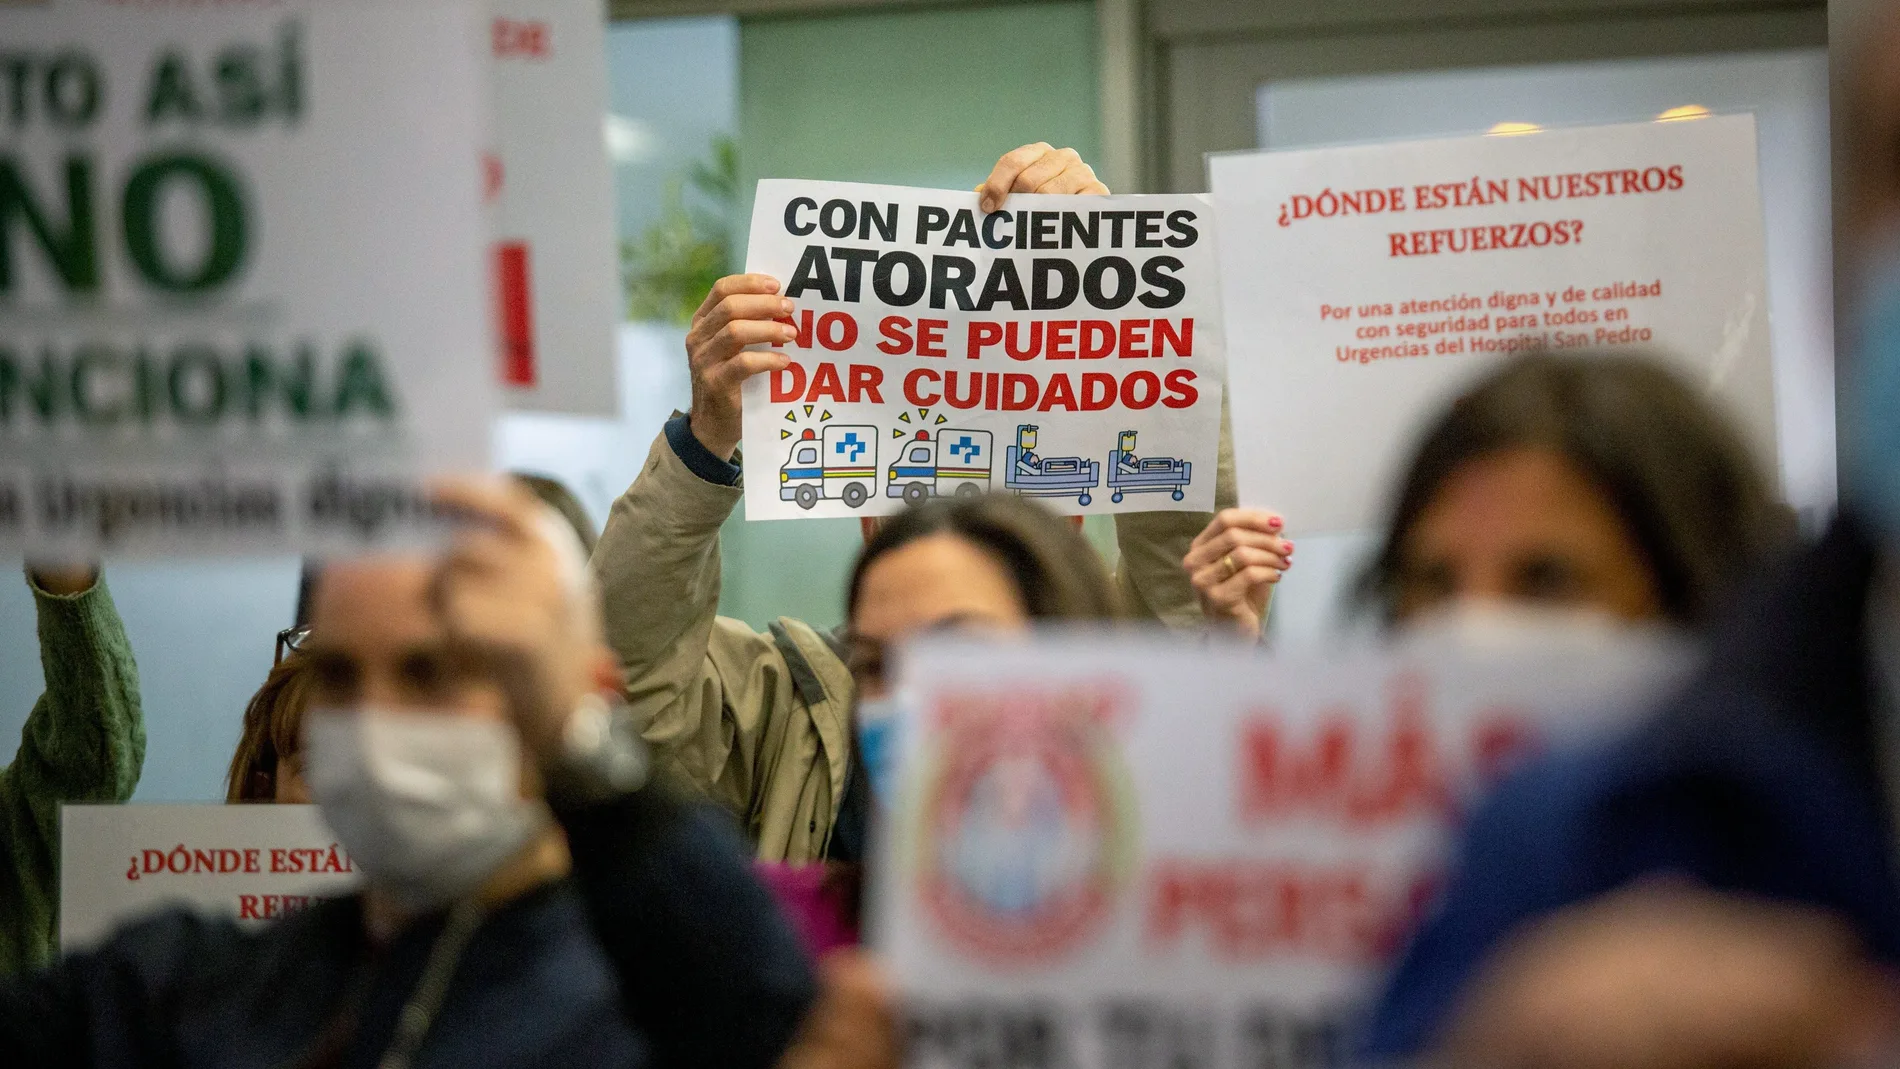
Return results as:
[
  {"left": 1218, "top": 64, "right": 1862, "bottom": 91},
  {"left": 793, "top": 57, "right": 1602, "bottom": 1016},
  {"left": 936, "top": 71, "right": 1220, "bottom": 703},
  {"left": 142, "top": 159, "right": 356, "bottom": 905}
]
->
[{"left": 274, "top": 624, "right": 311, "bottom": 666}]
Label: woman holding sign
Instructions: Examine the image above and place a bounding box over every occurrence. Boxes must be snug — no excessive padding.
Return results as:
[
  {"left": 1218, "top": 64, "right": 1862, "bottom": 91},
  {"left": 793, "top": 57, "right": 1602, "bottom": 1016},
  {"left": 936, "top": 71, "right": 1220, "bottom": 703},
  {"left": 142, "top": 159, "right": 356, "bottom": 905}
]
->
[{"left": 3, "top": 481, "right": 817, "bottom": 1069}]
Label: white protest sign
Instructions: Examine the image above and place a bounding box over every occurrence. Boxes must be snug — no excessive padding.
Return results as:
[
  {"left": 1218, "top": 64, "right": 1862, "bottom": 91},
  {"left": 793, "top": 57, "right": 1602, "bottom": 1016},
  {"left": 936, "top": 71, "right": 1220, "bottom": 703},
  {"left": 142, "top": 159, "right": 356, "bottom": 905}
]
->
[
  {"left": 1210, "top": 115, "right": 1775, "bottom": 533},
  {"left": 875, "top": 631, "right": 1683, "bottom": 1068},
  {"left": 61, "top": 804, "right": 360, "bottom": 951},
  {"left": 742, "top": 181, "right": 1224, "bottom": 519},
  {"left": 0, "top": 0, "right": 496, "bottom": 555},
  {"left": 488, "top": 0, "right": 621, "bottom": 416}
]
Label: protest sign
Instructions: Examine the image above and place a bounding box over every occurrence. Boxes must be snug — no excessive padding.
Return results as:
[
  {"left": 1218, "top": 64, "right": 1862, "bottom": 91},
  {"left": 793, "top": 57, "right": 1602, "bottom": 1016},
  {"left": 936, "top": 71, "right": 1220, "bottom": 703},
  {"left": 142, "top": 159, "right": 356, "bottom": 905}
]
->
[
  {"left": 874, "top": 630, "right": 1683, "bottom": 1068},
  {"left": 488, "top": 0, "right": 621, "bottom": 416},
  {"left": 61, "top": 804, "right": 360, "bottom": 951},
  {"left": 741, "top": 181, "right": 1224, "bottom": 519},
  {"left": 0, "top": 0, "right": 496, "bottom": 555},
  {"left": 1210, "top": 115, "right": 1775, "bottom": 533}
]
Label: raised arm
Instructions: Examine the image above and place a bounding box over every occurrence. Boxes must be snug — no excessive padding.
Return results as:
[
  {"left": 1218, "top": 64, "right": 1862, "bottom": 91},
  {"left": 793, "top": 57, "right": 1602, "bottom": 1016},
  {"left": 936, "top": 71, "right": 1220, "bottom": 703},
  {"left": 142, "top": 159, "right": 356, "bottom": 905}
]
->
[
  {"left": 591, "top": 276, "right": 810, "bottom": 813},
  {"left": 0, "top": 567, "right": 143, "bottom": 976}
]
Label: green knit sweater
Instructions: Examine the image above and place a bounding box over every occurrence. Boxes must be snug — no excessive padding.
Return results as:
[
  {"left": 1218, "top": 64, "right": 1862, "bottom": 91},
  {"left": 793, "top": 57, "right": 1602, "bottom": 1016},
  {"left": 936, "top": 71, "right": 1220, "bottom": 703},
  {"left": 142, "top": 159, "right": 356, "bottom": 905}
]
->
[{"left": 0, "top": 576, "right": 144, "bottom": 975}]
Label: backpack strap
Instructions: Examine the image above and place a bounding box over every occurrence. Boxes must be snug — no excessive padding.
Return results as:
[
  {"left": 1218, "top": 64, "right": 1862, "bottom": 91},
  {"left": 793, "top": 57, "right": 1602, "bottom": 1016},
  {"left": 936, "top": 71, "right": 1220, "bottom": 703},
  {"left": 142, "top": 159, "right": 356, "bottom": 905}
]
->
[{"left": 769, "top": 620, "right": 832, "bottom": 707}]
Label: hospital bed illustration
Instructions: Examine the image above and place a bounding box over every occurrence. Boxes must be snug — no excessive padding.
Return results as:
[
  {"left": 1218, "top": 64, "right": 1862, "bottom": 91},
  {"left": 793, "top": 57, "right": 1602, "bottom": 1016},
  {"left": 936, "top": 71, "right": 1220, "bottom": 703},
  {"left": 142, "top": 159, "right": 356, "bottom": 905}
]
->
[
  {"left": 1004, "top": 425, "right": 1100, "bottom": 506},
  {"left": 1107, "top": 430, "right": 1191, "bottom": 503}
]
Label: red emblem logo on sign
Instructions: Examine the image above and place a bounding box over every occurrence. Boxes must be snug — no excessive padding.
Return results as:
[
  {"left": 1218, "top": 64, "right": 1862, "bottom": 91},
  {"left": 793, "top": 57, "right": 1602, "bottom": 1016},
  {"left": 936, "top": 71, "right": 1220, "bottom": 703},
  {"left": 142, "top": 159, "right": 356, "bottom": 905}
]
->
[{"left": 915, "top": 687, "right": 1134, "bottom": 966}]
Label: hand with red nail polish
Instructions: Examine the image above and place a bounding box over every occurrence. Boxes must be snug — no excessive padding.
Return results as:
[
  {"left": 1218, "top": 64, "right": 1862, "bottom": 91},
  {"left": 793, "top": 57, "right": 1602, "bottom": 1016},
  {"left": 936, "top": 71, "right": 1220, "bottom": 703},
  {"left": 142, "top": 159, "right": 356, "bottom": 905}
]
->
[{"left": 1182, "top": 508, "right": 1294, "bottom": 640}]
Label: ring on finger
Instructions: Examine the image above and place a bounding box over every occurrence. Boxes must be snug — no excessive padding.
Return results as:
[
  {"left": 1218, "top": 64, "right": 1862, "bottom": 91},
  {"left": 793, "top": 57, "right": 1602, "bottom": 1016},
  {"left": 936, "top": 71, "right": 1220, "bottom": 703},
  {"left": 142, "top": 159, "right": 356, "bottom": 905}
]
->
[{"left": 1222, "top": 553, "right": 1238, "bottom": 580}]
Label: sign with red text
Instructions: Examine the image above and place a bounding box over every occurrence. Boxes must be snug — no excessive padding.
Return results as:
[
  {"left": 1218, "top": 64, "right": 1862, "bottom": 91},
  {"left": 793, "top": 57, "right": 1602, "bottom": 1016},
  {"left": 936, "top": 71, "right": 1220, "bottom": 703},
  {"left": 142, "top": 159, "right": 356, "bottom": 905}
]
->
[
  {"left": 489, "top": 0, "right": 621, "bottom": 416},
  {"left": 61, "top": 805, "right": 360, "bottom": 951},
  {"left": 741, "top": 181, "right": 1224, "bottom": 519},
  {"left": 875, "top": 629, "right": 1682, "bottom": 1069},
  {"left": 1, "top": 0, "right": 496, "bottom": 555},
  {"left": 1210, "top": 115, "right": 1774, "bottom": 533}
]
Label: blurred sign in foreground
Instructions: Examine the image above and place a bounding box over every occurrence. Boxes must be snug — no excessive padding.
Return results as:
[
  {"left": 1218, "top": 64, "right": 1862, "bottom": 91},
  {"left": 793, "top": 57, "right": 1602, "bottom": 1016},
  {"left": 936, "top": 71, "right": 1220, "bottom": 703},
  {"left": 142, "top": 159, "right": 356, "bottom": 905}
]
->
[
  {"left": 0, "top": 0, "right": 496, "bottom": 555},
  {"left": 488, "top": 0, "right": 621, "bottom": 416},
  {"left": 876, "top": 630, "right": 1682, "bottom": 1068},
  {"left": 61, "top": 805, "right": 359, "bottom": 952}
]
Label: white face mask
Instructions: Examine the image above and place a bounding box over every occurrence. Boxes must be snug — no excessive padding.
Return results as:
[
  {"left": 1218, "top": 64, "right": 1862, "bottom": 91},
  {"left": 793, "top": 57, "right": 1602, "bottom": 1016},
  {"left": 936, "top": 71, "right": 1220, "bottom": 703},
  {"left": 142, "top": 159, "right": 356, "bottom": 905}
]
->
[
  {"left": 1398, "top": 598, "right": 1636, "bottom": 653},
  {"left": 304, "top": 710, "right": 549, "bottom": 911}
]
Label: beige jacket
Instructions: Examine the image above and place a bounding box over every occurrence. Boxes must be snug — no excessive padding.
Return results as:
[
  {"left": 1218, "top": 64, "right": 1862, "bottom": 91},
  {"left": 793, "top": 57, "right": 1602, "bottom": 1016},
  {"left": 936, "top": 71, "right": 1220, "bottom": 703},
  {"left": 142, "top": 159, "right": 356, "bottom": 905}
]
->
[{"left": 594, "top": 419, "right": 1236, "bottom": 862}]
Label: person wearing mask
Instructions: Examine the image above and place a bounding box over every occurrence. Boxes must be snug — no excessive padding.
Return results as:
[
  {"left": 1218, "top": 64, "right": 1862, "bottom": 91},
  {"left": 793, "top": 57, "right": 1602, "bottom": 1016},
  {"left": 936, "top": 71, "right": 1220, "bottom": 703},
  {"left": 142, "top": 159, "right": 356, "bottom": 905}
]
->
[
  {"left": 226, "top": 473, "right": 595, "bottom": 806},
  {"left": 1188, "top": 351, "right": 1796, "bottom": 1061},
  {"left": 598, "top": 465, "right": 1125, "bottom": 863},
  {"left": 667, "top": 484, "right": 1121, "bottom": 1069},
  {"left": 1351, "top": 23, "right": 1900, "bottom": 1061},
  {"left": 734, "top": 490, "right": 1130, "bottom": 1069},
  {"left": 1, "top": 566, "right": 142, "bottom": 976},
  {"left": 0, "top": 481, "right": 815, "bottom": 1068},
  {"left": 1187, "top": 351, "right": 1784, "bottom": 637},
  {"left": 595, "top": 143, "right": 1289, "bottom": 863}
]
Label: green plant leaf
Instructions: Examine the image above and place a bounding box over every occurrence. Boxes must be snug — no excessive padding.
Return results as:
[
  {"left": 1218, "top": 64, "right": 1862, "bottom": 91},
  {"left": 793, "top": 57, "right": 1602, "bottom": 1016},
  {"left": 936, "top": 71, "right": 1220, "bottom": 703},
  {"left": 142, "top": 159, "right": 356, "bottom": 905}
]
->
[{"left": 621, "top": 136, "right": 738, "bottom": 325}]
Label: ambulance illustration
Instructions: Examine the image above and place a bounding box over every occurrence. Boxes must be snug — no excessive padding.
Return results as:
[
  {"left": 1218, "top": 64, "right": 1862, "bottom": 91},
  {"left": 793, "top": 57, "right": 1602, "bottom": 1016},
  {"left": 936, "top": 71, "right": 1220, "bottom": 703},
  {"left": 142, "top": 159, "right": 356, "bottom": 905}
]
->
[
  {"left": 781, "top": 425, "right": 880, "bottom": 510},
  {"left": 885, "top": 429, "right": 995, "bottom": 504}
]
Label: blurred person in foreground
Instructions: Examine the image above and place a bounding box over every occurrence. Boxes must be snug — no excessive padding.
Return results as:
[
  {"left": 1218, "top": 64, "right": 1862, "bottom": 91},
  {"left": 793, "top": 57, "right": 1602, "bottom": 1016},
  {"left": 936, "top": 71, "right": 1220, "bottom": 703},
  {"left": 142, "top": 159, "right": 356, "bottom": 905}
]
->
[
  {"left": 1359, "top": 19, "right": 1900, "bottom": 1066},
  {"left": 1189, "top": 351, "right": 1784, "bottom": 640},
  {"left": 0, "top": 566, "right": 142, "bottom": 976},
  {"left": 0, "top": 482, "right": 815, "bottom": 1068},
  {"left": 224, "top": 472, "right": 597, "bottom": 805},
  {"left": 595, "top": 143, "right": 1289, "bottom": 865}
]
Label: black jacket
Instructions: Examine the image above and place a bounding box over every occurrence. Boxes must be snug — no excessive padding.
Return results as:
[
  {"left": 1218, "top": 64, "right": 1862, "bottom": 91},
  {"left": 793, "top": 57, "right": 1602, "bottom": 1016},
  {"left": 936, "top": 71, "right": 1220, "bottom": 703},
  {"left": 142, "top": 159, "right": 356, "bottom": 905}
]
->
[
  {"left": 1366, "top": 516, "right": 1900, "bottom": 1056},
  {"left": 0, "top": 785, "right": 817, "bottom": 1069}
]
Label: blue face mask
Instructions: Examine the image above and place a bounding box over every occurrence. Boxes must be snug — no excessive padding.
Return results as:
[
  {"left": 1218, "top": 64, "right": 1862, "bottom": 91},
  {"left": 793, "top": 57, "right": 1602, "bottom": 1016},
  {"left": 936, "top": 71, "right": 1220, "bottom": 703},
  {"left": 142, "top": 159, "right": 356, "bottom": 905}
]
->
[
  {"left": 854, "top": 696, "right": 901, "bottom": 808},
  {"left": 1850, "top": 246, "right": 1900, "bottom": 540}
]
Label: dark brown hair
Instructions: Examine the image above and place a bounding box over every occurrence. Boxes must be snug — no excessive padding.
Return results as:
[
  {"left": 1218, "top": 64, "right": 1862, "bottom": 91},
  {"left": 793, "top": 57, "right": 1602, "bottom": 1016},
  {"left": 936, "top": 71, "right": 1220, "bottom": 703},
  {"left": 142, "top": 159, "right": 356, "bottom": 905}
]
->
[
  {"left": 225, "top": 652, "right": 313, "bottom": 802},
  {"left": 1360, "top": 352, "right": 1783, "bottom": 626},
  {"left": 847, "top": 493, "right": 1121, "bottom": 621}
]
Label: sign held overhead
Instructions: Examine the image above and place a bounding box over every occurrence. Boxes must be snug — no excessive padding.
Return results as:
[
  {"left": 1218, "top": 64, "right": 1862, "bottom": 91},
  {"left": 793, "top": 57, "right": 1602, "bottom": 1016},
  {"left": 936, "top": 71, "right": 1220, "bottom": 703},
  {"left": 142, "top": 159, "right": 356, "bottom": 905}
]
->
[
  {"left": 741, "top": 180, "right": 1227, "bottom": 520},
  {"left": 1211, "top": 116, "right": 1775, "bottom": 534}
]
